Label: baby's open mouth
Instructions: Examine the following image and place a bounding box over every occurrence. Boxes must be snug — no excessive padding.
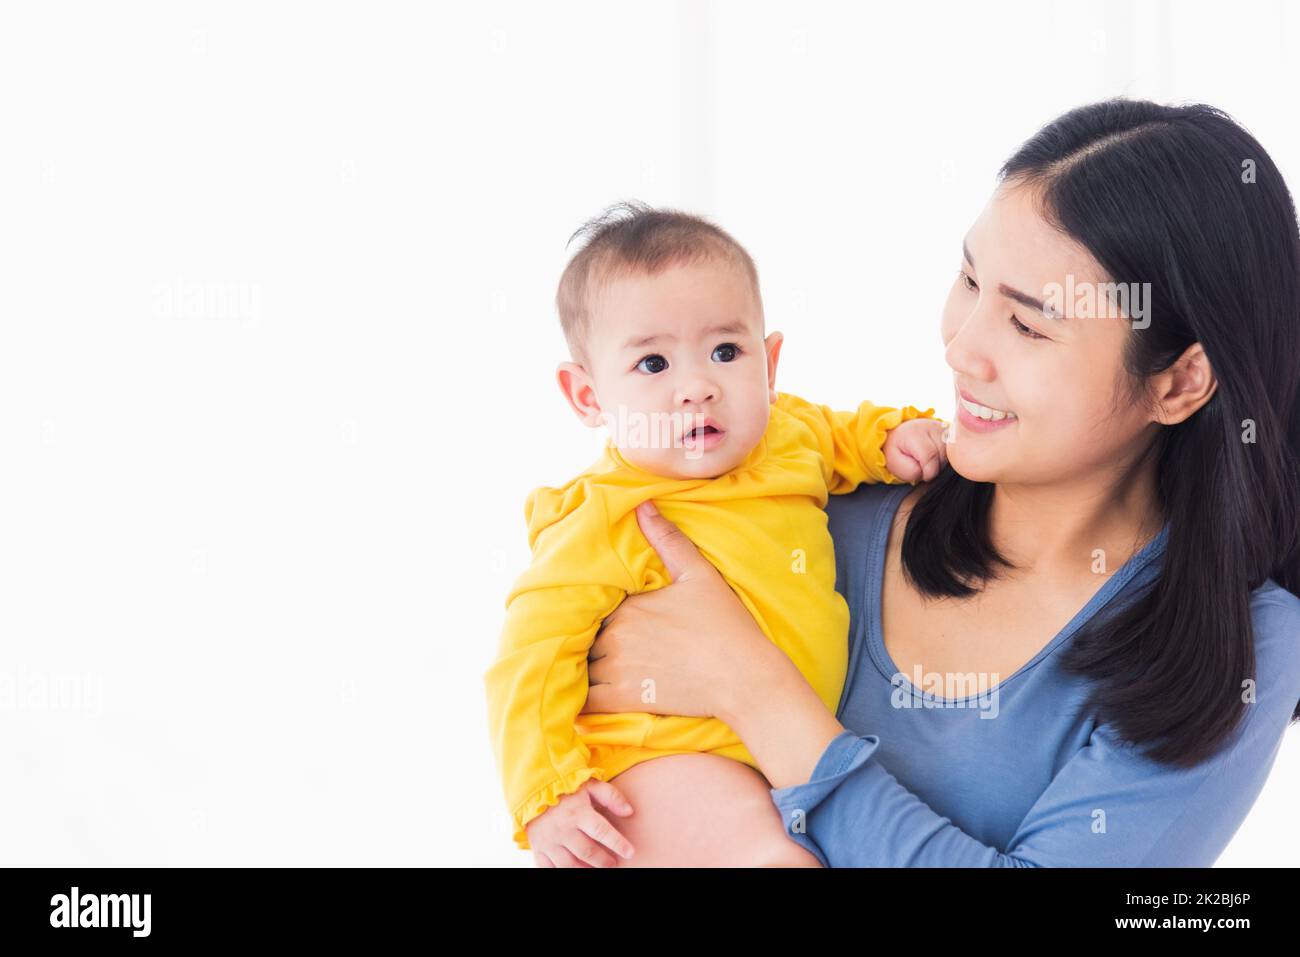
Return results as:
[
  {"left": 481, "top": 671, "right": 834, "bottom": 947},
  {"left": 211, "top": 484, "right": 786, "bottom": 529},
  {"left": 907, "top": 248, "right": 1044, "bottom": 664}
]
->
[
  {"left": 684, "top": 425, "right": 722, "bottom": 440},
  {"left": 681, "top": 421, "right": 726, "bottom": 450}
]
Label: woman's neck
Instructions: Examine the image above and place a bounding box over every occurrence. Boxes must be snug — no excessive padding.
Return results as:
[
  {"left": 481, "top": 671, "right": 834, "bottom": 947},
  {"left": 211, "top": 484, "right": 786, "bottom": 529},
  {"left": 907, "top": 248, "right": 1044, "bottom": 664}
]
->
[{"left": 987, "top": 452, "right": 1164, "bottom": 575}]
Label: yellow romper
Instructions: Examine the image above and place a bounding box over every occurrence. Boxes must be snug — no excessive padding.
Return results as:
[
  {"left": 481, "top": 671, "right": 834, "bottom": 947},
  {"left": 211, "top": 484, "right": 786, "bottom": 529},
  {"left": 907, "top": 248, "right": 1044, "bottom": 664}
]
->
[{"left": 483, "top": 391, "right": 935, "bottom": 849}]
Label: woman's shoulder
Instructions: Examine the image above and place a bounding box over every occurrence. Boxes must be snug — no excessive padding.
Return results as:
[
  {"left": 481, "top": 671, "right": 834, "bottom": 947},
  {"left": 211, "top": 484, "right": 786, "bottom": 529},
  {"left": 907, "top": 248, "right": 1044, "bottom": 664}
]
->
[
  {"left": 1251, "top": 577, "right": 1300, "bottom": 613},
  {"left": 1249, "top": 579, "right": 1300, "bottom": 678},
  {"left": 821, "top": 483, "right": 922, "bottom": 609},
  {"left": 824, "top": 482, "right": 922, "bottom": 548}
]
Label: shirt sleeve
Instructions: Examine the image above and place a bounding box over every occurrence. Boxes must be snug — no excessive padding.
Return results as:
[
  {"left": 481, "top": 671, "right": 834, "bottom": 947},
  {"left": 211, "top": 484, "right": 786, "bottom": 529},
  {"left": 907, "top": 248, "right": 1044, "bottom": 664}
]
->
[
  {"left": 482, "top": 488, "right": 635, "bottom": 850},
  {"left": 769, "top": 589, "right": 1300, "bottom": 867},
  {"left": 773, "top": 391, "right": 937, "bottom": 495}
]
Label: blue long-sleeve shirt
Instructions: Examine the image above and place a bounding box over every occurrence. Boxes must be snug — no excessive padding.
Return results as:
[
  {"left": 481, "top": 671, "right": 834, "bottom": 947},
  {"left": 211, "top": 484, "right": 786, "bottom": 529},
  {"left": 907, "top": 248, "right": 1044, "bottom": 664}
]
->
[{"left": 769, "top": 483, "right": 1300, "bottom": 866}]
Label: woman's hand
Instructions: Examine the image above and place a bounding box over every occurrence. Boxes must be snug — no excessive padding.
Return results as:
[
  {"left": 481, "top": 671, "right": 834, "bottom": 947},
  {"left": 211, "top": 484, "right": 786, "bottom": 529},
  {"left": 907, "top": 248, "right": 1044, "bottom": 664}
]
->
[
  {"left": 584, "top": 499, "right": 849, "bottom": 790},
  {"left": 581, "top": 500, "right": 781, "bottom": 723}
]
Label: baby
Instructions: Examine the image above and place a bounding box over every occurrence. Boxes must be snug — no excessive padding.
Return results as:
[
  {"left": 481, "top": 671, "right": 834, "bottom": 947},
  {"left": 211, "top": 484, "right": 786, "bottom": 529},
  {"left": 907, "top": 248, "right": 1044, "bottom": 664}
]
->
[{"left": 483, "top": 202, "right": 948, "bottom": 866}]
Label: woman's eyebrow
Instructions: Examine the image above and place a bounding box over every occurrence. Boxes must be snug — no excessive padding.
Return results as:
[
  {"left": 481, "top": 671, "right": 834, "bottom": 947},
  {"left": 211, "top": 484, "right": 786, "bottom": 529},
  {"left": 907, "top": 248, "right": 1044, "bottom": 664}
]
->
[
  {"left": 963, "top": 239, "right": 1065, "bottom": 321},
  {"left": 1000, "top": 284, "right": 1063, "bottom": 320}
]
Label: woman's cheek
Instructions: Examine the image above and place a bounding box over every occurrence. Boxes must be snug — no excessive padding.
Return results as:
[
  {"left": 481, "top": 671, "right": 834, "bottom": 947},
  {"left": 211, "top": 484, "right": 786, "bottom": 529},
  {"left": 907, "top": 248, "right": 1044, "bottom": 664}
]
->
[{"left": 1022, "top": 389, "right": 1093, "bottom": 473}]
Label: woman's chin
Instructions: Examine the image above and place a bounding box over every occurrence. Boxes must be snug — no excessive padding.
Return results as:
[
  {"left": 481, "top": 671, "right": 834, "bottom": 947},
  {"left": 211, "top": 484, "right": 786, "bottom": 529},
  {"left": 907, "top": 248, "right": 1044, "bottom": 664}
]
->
[{"left": 946, "top": 449, "right": 1005, "bottom": 485}]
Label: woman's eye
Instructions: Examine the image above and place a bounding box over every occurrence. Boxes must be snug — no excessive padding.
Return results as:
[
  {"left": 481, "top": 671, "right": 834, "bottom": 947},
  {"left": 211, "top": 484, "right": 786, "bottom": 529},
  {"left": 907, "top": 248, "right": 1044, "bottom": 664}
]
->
[
  {"left": 635, "top": 354, "right": 668, "bottom": 374},
  {"left": 711, "top": 343, "right": 740, "bottom": 362},
  {"left": 1010, "top": 315, "right": 1048, "bottom": 340},
  {"left": 959, "top": 270, "right": 978, "bottom": 293}
]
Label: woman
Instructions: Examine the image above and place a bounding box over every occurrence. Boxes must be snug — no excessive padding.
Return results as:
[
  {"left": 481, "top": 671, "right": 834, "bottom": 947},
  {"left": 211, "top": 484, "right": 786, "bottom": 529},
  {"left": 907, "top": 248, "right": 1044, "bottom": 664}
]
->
[{"left": 579, "top": 98, "right": 1300, "bottom": 866}]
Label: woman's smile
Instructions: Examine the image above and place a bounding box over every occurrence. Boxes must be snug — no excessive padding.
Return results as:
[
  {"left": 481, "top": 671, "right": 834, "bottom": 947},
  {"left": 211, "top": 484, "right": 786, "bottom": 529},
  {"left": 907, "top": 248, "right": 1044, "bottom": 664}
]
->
[{"left": 956, "top": 387, "right": 1018, "bottom": 433}]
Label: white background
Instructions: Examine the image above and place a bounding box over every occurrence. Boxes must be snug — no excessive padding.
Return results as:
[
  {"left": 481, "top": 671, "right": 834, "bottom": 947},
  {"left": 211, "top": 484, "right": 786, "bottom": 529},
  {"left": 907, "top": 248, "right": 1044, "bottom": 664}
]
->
[{"left": 1, "top": 0, "right": 1296, "bottom": 867}]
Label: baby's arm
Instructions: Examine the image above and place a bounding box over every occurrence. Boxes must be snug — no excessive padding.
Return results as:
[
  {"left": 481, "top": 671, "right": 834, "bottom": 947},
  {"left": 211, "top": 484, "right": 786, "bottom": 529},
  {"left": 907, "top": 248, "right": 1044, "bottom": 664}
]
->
[
  {"left": 484, "top": 579, "right": 629, "bottom": 851},
  {"left": 774, "top": 392, "right": 944, "bottom": 493},
  {"left": 524, "top": 777, "right": 636, "bottom": 867},
  {"left": 483, "top": 490, "right": 640, "bottom": 858}
]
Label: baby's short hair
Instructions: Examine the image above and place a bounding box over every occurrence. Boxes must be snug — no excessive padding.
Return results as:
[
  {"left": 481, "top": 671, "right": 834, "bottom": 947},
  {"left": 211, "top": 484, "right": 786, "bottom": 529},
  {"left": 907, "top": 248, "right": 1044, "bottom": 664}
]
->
[{"left": 555, "top": 201, "right": 761, "bottom": 362}]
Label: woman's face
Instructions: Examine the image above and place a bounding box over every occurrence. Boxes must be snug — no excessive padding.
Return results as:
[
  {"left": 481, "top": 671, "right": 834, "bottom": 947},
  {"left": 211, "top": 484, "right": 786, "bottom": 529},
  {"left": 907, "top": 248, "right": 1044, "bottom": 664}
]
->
[{"left": 940, "top": 178, "right": 1158, "bottom": 486}]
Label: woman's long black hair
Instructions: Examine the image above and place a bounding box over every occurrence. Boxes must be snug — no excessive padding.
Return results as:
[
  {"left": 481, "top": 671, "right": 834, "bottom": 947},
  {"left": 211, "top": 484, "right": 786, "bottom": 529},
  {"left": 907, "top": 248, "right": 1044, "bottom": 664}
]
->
[{"left": 902, "top": 98, "right": 1300, "bottom": 767}]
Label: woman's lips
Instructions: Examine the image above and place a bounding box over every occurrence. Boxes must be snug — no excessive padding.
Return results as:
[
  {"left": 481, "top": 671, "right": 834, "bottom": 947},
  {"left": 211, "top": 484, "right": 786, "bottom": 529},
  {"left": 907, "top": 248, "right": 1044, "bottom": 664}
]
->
[
  {"left": 956, "top": 390, "right": 1018, "bottom": 434},
  {"left": 956, "top": 403, "right": 1017, "bottom": 433}
]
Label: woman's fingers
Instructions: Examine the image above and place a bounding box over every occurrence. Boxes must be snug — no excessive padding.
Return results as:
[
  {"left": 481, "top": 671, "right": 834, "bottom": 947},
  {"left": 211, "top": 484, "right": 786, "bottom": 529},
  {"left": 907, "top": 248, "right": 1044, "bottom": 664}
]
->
[
  {"left": 635, "top": 500, "right": 709, "bottom": 581},
  {"left": 582, "top": 670, "right": 630, "bottom": 713}
]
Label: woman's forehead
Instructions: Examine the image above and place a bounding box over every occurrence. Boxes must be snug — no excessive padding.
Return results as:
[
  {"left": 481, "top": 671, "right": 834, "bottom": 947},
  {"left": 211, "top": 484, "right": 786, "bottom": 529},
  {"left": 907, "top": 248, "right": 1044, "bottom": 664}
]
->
[{"left": 968, "top": 181, "right": 1107, "bottom": 287}]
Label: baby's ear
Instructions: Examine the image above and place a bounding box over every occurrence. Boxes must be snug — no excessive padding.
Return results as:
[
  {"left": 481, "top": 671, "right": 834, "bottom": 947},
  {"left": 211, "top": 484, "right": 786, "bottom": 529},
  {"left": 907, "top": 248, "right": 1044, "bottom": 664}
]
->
[
  {"left": 763, "top": 331, "right": 784, "bottom": 402},
  {"left": 556, "top": 361, "right": 604, "bottom": 427}
]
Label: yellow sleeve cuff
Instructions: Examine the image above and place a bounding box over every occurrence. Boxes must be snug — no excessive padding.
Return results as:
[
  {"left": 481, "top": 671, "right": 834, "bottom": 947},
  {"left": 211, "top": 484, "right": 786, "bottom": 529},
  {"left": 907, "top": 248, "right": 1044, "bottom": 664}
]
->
[
  {"left": 511, "top": 764, "right": 609, "bottom": 851},
  {"left": 869, "top": 404, "right": 938, "bottom": 485}
]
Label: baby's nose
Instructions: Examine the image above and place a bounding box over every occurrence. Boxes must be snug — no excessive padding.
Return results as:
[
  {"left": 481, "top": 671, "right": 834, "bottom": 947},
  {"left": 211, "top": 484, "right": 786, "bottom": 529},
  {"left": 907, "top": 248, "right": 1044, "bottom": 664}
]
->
[{"left": 675, "top": 378, "right": 719, "bottom": 405}]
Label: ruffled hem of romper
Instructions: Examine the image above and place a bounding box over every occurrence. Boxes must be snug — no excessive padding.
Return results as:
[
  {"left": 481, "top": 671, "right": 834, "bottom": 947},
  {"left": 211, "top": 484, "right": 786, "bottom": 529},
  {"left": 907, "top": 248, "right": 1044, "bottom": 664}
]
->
[
  {"left": 869, "top": 405, "right": 938, "bottom": 483},
  {"left": 512, "top": 765, "right": 609, "bottom": 850}
]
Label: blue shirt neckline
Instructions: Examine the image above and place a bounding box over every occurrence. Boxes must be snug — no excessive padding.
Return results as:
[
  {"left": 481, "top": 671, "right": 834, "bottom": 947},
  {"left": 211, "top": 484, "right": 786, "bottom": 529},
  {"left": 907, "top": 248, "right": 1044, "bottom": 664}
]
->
[
  {"left": 853, "top": 482, "right": 1172, "bottom": 709},
  {"left": 771, "top": 482, "right": 1300, "bottom": 866}
]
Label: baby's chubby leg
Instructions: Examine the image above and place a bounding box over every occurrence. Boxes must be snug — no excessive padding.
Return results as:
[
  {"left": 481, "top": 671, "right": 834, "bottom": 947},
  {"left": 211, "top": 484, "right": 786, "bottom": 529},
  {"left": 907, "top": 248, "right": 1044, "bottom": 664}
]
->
[{"left": 592, "top": 752, "right": 822, "bottom": 867}]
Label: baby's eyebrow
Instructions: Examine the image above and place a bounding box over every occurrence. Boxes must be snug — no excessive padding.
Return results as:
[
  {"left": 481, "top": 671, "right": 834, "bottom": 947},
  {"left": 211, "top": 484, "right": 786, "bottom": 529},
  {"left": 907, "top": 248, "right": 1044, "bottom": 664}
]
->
[{"left": 623, "top": 321, "right": 750, "bottom": 350}]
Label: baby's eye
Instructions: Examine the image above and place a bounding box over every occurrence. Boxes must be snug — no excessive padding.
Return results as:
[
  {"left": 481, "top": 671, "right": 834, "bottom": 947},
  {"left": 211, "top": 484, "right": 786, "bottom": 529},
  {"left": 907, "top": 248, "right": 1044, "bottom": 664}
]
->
[
  {"left": 635, "top": 354, "right": 668, "bottom": 374},
  {"left": 711, "top": 343, "right": 741, "bottom": 362}
]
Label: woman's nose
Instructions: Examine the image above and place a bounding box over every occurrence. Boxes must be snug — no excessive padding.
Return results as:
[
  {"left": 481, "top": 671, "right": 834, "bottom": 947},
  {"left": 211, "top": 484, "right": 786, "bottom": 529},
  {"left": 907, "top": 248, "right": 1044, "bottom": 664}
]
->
[{"left": 943, "top": 308, "right": 996, "bottom": 383}]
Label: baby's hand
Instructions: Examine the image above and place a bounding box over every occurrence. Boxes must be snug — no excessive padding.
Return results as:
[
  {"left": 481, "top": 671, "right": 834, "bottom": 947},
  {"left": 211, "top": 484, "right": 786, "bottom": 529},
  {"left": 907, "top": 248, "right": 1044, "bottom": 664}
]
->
[
  {"left": 526, "top": 778, "right": 636, "bottom": 868},
  {"left": 883, "top": 417, "right": 949, "bottom": 483}
]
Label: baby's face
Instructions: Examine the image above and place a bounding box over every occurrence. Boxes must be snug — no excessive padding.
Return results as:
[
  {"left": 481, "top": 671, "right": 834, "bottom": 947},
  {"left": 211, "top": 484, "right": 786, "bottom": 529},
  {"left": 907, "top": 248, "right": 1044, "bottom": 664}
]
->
[{"left": 577, "top": 259, "right": 781, "bottom": 480}]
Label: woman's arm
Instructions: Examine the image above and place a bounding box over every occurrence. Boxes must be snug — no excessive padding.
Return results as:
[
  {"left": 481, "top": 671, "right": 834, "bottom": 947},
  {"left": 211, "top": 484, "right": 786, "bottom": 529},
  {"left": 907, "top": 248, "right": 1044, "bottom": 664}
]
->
[
  {"left": 772, "top": 586, "right": 1300, "bottom": 867},
  {"left": 585, "top": 503, "right": 1300, "bottom": 866},
  {"left": 774, "top": 627, "right": 1297, "bottom": 869},
  {"left": 715, "top": 626, "right": 847, "bottom": 791}
]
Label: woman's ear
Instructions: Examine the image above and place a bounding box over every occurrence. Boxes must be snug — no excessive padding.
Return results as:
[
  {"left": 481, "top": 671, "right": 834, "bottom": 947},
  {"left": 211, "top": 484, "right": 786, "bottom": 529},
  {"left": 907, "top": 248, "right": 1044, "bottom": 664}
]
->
[
  {"left": 764, "top": 330, "right": 784, "bottom": 402},
  {"left": 1150, "top": 341, "right": 1218, "bottom": 425},
  {"left": 556, "top": 361, "right": 604, "bottom": 427}
]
